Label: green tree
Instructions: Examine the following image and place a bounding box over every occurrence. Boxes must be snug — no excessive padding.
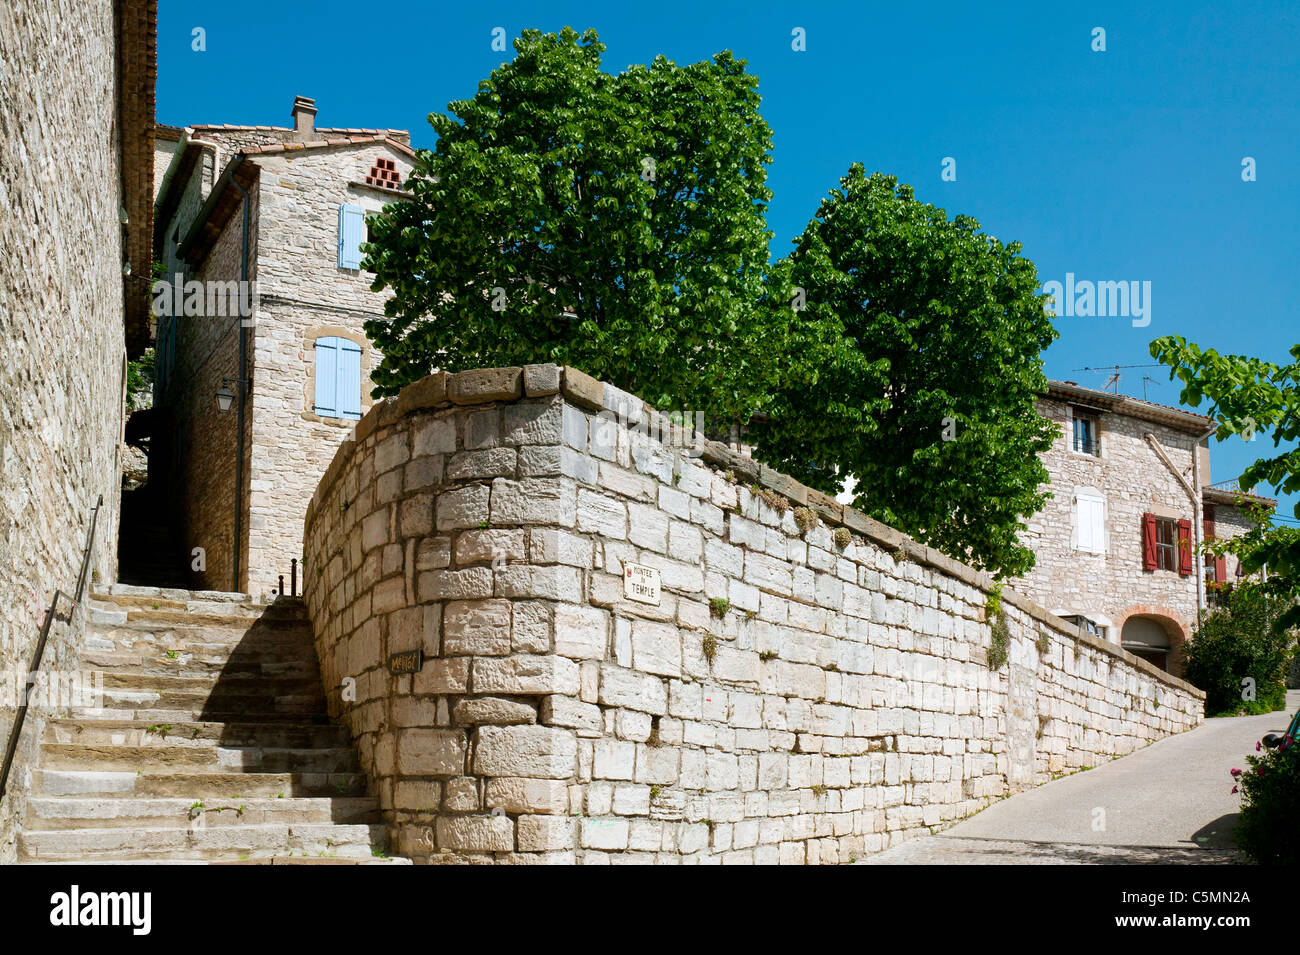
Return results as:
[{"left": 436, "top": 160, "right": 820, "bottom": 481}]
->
[
  {"left": 751, "top": 166, "right": 1059, "bottom": 579},
  {"left": 363, "top": 27, "right": 785, "bottom": 424},
  {"left": 1183, "top": 585, "right": 1294, "bottom": 715},
  {"left": 1150, "top": 336, "right": 1300, "bottom": 632}
]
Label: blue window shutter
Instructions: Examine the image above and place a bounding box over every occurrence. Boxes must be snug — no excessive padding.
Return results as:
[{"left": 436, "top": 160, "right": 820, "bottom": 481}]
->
[
  {"left": 314, "top": 338, "right": 338, "bottom": 416},
  {"left": 337, "top": 339, "right": 362, "bottom": 420},
  {"left": 338, "top": 204, "right": 365, "bottom": 269}
]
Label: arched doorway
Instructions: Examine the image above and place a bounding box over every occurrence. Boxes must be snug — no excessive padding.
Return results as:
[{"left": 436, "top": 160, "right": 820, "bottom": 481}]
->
[{"left": 1120, "top": 614, "right": 1178, "bottom": 672}]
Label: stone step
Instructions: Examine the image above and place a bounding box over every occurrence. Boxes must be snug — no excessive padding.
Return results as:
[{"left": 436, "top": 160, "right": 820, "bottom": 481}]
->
[
  {"left": 78, "top": 649, "right": 320, "bottom": 679},
  {"left": 79, "top": 686, "right": 325, "bottom": 714},
  {"left": 27, "top": 795, "right": 381, "bottom": 829},
  {"left": 19, "top": 822, "right": 386, "bottom": 862},
  {"left": 40, "top": 743, "right": 359, "bottom": 774},
  {"left": 97, "top": 670, "right": 325, "bottom": 696},
  {"left": 44, "top": 718, "right": 349, "bottom": 749},
  {"left": 67, "top": 707, "right": 332, "bottom": 723},
  {"left": 35, "top": 769, "right": 369, "bottom": 798}
]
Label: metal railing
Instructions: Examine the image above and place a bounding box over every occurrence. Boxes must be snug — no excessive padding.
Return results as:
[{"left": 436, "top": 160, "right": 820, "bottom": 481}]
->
[{"left": 0, "top": 494, "right": 104, "bottom": 801}]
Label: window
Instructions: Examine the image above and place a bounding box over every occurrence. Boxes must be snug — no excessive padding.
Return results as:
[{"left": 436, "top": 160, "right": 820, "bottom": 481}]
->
[
  {"left": 1142, "top": 513, "right": 1191, "bottom": 574},
  {"left": 1063, "top": 614, "right": 1107, "bottom": 640},
  {"left": 337, "top": 204, "right": 365, "bottom": 269},
  {"left": 1155, "top": 518, "right": 1177, "bottom": 570},
  {"left": 313, "top": 336, "right": 362, "bottom": 420},
  {"left": 1074, "top": 488, "right": 1106, "bottom": 553},
  {"left": 1071, "top": 407, "right": 1100, "bottom": 456}
]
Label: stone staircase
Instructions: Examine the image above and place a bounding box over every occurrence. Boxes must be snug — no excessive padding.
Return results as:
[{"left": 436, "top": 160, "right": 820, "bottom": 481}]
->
[{"left": 18, "top": 585, "right": 405, "bottom": 864}]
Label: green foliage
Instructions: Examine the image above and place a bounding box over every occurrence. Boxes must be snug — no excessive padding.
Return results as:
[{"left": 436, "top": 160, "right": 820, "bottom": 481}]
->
[
  {"left": 708, "top": 597, "right": 730, "bottom": 619},
  {"left": 988, "top": 609, "right": 1010, "bottom": 671},
  {"left": 363, "top": 28, "right": 787, "bottom": 425},
  {"left": 126, "top": 347, "right": 155, "bottom": 411},
  {"left": 1151, "top": 335, "right": 1300, "bottom": 634},
  {"left": 1233, "top": 743, "right": 1300, "bottom": 864},
  {"left": 751, "top": 167, "right": 1058, "bottom": 579},
  {"left": 1183, "top": 587, "right": 1295, "bottom": 716}
]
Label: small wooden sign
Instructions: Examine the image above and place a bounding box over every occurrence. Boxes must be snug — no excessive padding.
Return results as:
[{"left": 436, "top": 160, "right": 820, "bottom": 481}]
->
[
  {"left": 623, "top": 563, "right": 661, "bottom": 605},
  {"left": 388, "top": 649, "right": 423, "bottom": 675}
]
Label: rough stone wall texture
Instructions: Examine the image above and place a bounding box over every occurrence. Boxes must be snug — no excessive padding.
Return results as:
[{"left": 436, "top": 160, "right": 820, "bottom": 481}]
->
[
  {"left": 304, "top": 366, "right": 1204, "bottom": 864},
  {"left": 0, "top": 0, "right": 127, "bottom": 862},
  {"left": 1015, "top": 396, "right": 1208, "bottom": 668},
  {"left": 167, "top": 180, "right": 260, "bottom": 591},
  {"left": 153, "top": 137, "right": 181, "bottom": 203}
]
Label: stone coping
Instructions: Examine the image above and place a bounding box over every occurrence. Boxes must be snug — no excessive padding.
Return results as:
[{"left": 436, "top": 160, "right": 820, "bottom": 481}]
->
[{"left": 308, "top": 364, "right": 1205, "bottom": 700}]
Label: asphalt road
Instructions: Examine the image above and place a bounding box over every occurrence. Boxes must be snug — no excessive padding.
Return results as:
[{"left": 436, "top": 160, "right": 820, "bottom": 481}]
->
[{"left": 860, "top": 690, "right": 1299, "bottom": 864}]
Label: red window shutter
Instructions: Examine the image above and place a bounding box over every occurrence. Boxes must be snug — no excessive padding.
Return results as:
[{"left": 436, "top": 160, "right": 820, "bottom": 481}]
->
[
  {"left": 1177, "top": 518, "right": 1193, "bottom": 575},
  {"left": 1141, "top": 513, "right": 1158, "bottom": 570},
  {"left": 1202, "top": 506, "right": 1226, "bottom": 583}
]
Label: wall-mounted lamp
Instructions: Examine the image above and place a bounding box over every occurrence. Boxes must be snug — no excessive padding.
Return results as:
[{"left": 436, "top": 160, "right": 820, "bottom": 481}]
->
[{"left": 215, "top": 377, "right": 250, "bottom": 413}]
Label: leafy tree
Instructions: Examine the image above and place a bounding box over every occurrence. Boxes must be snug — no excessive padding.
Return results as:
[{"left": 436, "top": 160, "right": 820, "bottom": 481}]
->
[
  {"left": 751, "top": 166, "right": 1059, "bottom": 579},
  {"left": 363, "top": 27, "right": 785, "bottom": 424},
  {"left": 1150, "top": 336, "right": 1300, "bottom": 632},
  {"left": 1183, "top": 585, "right": 1294, "bottom": 715},
  {"left": 127, "top": 347, "right": 154, "bottom": 412}
]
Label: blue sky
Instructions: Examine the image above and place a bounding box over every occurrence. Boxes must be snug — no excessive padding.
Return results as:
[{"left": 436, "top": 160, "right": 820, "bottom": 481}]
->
[{"left": 158, "top": 0, "right": 1300, "bottom": 519}]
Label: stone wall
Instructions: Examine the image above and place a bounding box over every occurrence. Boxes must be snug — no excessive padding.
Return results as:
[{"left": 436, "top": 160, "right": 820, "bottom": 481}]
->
[
  {"left": 165, "top": 177, "right": 260, "bottom": 592},
  {"left": 0, "top": 0, "right": 129, "bottom": 862},
  {"left": 1016, "top": 395, "right": 1208, "bottom": 666},
  {"left": 303, "top": 366, "right": 1204, "bottom": 864}
]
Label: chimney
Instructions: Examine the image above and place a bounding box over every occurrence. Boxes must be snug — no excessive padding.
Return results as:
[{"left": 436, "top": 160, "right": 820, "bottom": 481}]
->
[{"left": 290, "top": 95, "right": 317, "bottom": 139}]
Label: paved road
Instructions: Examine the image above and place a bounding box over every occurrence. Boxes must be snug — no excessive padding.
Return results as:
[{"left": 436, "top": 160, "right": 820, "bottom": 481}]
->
[{"left": 860, "top": 690, "right": 1299, "bottom": 864}]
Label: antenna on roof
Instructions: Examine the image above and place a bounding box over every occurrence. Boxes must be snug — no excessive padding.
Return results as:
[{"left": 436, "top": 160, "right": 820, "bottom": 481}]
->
[{"left": 1070, "top": 363, "right": 1164, "bottom": 396}]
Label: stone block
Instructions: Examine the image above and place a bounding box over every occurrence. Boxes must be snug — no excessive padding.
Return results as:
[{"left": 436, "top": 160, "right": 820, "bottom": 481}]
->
[
  {"left": 523, "top": 363, "right": 562, "bottom": 397},
  {"left": 453, "top": 696, "right": 538, "bottom": 726},
  {"left": 473, "top": 725, "right": 578, "bottom": 779},
  {"left": 472, "top": 654, "right": 580, "bottom": 696},
  {"left": 397, "top": 728, "right": 467, "bottom": 776},
  {"left": 436, "top": 815, "right": 514, "bottom": 852},
  {"left": 443, "top": 599, "right": 513, "bottom": 655},
  {"left": 553, "top": 604, "right": 610, "bottom": 660},
  {"left": 449, "top": 367, "right": 523, "bottom": 404}
]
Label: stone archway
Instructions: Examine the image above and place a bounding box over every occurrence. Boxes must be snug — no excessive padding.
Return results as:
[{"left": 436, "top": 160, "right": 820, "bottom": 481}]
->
[{"left": 1119, "top": 609, "right": 1187, "bottom": 675}]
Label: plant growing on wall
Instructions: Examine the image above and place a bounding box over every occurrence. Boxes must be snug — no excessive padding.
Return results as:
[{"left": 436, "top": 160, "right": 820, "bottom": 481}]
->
[
  {"left": 362, "top": 27, "right": 789, "bottom": 426},
  {"left": 751, "top": 167, "right": 1059, "bottom": 580}
]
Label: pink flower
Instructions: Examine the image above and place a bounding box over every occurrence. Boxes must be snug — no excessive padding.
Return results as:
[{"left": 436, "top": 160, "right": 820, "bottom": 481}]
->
[
  {"left": 1231, "top": 785, "right": 1238, "bottom": 794},
  {"left": 1257, "top": 767, "right": 1266, "bottom": 775},
  {"left": 1230, "top": 767, "right": 1242, "bottom": 777},
  {"left": 1256, "top": 741, "right": 1262, "bottom": 751}
]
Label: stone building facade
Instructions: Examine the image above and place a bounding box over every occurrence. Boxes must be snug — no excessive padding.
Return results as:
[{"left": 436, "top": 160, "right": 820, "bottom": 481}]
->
[
  {"left": 1016, "top": 380, "right": 1267, "bottom": 676},
  {"left": 303, "top": 366, "right": 1203, "bottom": 864},
  {"left": 151, "top": 98, "right": 415, "bottom": 595},
  {"left": 0, "top": 0, "right": 156, "bottom": 862}
]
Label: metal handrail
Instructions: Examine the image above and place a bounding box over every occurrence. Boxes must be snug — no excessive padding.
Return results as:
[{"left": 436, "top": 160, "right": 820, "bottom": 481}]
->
[{"left": 0, "top": 494, "right": 104, "bottom": 801}]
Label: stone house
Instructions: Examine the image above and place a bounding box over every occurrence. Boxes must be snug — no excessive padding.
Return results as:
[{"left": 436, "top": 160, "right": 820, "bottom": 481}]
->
[
  {"left": 1015, "top": 380, "right": 1271, "bottom": 675},
  {"left": 149, "top": 97, "right": 416, "bottom": 596},
  {"left": 0, "top": 0, "right": 157, "bottom": 862}
]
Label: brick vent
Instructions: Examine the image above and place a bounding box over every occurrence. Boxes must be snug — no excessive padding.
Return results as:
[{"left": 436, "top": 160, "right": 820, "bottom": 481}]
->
[{"left": 365, "top": 157, "right": 402, "bottom": 190}]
